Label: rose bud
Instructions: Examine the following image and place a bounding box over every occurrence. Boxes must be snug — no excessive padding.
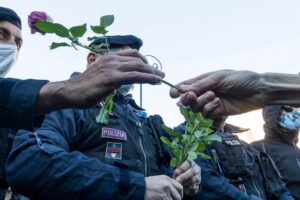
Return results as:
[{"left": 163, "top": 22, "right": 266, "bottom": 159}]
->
[{"left": 28, "top": 11, "right": 53, "bottom": 34}]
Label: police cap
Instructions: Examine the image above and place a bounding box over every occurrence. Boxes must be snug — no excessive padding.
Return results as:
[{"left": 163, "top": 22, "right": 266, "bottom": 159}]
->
[{"left": 89, "top": 35, "right": 143, "bottom": 50}]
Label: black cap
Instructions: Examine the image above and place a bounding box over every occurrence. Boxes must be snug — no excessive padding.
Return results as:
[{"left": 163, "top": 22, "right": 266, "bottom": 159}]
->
[
  {"left": 89, "top": 35, "right": 143, "bottom": 50},
  {"left": 0, "top": 7, "right": 22, "bottom": 29}
]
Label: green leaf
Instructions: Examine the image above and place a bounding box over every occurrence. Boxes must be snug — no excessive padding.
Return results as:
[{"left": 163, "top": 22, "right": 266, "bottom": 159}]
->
[
  {"left": 206, "top": 133, "right": 222, "bottom": 142},
  {"left": 100, "top": 15, "right": 114, "bottom": 28},
  {"left": 160, "top": 136, "right": 172, "bottom": 147},
  {"left": 170, "top": 158, "right": 178, "bottom": 168},
  {"left": 196, "top": 143, "right": 205, "bottom": 152},
  {"left": 189, "top": 142, "right": 199, "bottom": 152},
  {"left": 53, "top": 24, "right": 70, "bottom": 38},
  {"left": 173, "top": 149, "right": 181, "bottom": 158},
  {"left": 179, "top": 107, "right": 191, "bottom": 122},
  {"left": 35, "top": 21, "right": 70, "bottom": 38},
  {"left": 194, "top": 130, "right": 203, "bottom": 139},
  {"left": 197, "top": 152, "right": 211, "bottom": 159},
  {"left": 182, "top": 134, "right": 190, "bottom": 144},
  {"left": 95, "top": 94, "right": 115, "bottom": 124},
  {"left": 162, "top": 125, "right": 183, "bottom": 140},
  {"left": 90, "top": 25, "right": 108, "bottom": 35},
  {"left": 171, "top": 138, "right": 179, "bottom": 148},
  {"left": 35, "top": 21, "right": 56, "bottom": 33},
  {"left": 69, "top": 23, "right": 87, "bottom": 38},
  {"left": 187, "top": 151, "right": 198, "bottom": 161},
  {"left": 50, "top": 42, "right": 71, "bottom": 50}
]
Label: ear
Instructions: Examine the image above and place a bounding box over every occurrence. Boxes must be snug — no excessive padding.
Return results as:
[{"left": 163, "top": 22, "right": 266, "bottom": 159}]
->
[{"left": 87, "top": 52, "right": 96, "bottom": 64}]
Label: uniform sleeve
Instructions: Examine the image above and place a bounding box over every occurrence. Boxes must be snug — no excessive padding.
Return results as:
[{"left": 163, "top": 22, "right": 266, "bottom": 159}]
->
[
  {"left": 194, "top": 157, "right": 263, "bottom": 200},
  {"left": 0, "top": 78, "right": 48, "bottom": 130},
  {"left": 278, "top": 181, "right": 295, "bottom": 200},
  {"left": 5, "top": 109, "right": 146, "bottom": 200}
]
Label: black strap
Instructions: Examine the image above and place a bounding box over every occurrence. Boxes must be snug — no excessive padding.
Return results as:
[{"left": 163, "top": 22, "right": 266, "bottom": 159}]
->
[
  {"left": 147, "top": 115, "right": 171, "bottom": 167},
  {"left": 256, "top": 152, "right": 282, "bottom": 199}
]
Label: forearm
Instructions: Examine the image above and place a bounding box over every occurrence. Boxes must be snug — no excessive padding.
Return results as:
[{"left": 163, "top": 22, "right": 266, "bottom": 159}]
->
[
  {"left": 6, "top": 130, "right": 146, "bottom": 200},
  {"left": 35, "top": 80, "right": 71, "bottom": 114},
  {"left": 0, "top": 78, "right": 48, "bottom": 129},
  {"left": 262, "top": 73, "right": 300, "bottom": 106}
]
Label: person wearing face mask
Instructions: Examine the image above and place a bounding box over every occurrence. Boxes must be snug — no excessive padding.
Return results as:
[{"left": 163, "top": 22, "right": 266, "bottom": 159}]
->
[
  {"left": 6, "top": 35, "right": 201, "bottom": 200},
  {"left": 0, "top": 6, "right": 164, "bottom": 131},
  {"left": 0, "top": 43, "right": 18, "bottom": 77},
  {"left": 252, "top": 105, "right": 300, "bottom": 200}
]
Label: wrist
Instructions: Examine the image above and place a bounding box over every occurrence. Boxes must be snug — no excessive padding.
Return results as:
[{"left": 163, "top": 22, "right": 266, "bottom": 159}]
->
[{"left": 37, "top": 81, "right": 70, "bottom": 113}]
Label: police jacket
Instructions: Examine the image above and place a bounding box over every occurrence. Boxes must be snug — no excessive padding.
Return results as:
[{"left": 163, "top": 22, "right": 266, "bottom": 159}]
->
[
  {"left": 0, "top": 78, "right": 48, "bottom": 130},
  {"left": 252, "top": 105, "right": 300, "bottom": 200},
  {"left": 0, "top": 78, "right": 47, "bottom": 190},
  {"left": 6, "top": 93, "right": 173, "bottom": 200},
  {"left": 192, "top": 125, "right": 293, "bottom": 200}
]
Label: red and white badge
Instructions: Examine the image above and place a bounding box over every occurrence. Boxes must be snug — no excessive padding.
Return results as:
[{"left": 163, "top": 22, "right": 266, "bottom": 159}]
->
[{"left": 105, "top": 142, "right": 122, "bottom": 160}]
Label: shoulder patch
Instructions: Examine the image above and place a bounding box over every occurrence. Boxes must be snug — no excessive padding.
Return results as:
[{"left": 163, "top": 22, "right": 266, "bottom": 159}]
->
[{"left": 105, "top": 142, "right": 122, "bottom": 160}]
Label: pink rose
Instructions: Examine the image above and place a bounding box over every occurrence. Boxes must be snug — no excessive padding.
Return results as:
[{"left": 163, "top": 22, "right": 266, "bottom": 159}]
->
[{"left": 28, "top": 11, "right": 53, "bottom": 34}]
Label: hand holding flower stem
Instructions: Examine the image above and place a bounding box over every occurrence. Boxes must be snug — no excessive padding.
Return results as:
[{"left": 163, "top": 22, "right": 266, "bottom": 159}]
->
[
  {"left": 29, "top": 10, "right": 220, "bottom": 168},
  {"left": 28, "top": 11, "right": 178, "bottom": 124}
]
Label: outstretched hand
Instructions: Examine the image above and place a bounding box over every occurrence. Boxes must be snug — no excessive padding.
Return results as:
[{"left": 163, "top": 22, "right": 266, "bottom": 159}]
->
[
  {"left": 37, "top": 49, "right": 165, "bottom": 113},
  {"left": 170, "top": 70, "right": 265, "bottom": 117}
]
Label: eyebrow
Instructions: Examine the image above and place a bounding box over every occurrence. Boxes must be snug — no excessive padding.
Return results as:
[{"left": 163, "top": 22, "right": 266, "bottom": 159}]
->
[
  {"left": 0, "top": 26, "right": 11, "bottom": 36},
  {"left": 0, "top": 26, "right": 23, "bottom": 48}
]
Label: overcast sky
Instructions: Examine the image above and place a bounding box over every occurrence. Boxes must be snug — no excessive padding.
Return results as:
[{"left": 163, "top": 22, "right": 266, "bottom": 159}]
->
[{"left": 2, "top": 0, "right": 300, "bottom": 143}]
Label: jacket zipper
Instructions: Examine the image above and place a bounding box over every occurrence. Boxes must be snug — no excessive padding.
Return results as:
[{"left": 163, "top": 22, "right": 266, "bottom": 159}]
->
[{"left": 137, "top": 122, "right": 148, "bottom": 176}]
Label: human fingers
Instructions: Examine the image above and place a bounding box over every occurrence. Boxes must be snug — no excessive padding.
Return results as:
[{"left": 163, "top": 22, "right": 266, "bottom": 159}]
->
[
  {"left": 189, "top": 91, "right": 216, "bottom": 112},
  {"left": 170, "top": 178, "right": 183, "bottom": 200},
  {"left": 114, "top": 49, "right": 148, "bottom": 63},
  {"left": 105, "top": 53, "right": 149, "bottom": 64},
  {"left": 179, "top": 92, "right": 198, "bottom": 107},
  {"left": 169, "top": 77, "right": 200, "bottom": 98},
  {"left": 118, "top": 61, "right": 165, "bottom": 78},
  {"left": 169, "top": 184, "right": 182, "bottom": 200},
  {"left": 201, "top": 97, "right": 222, "bottom": 117},
  {"left": 173, "top": 161, "right": 192, "bottom": 179},
  {"left": 117, "top": 71, "right": 163, "bottom": 85},
  {"left": 184, "top": 183, "right": 200, "bottom": 197},
  {"left": 181, "top": 172, "right": 201, "bottom": 188},
  {"left": 179, "top": 91, "right": 215, "bottom": 112},
  {"left": 175, "top": 161, "right": 200, "bottom": 184},
  {"left": 169, "top": 72, "right": 216, "bottom": 98}
]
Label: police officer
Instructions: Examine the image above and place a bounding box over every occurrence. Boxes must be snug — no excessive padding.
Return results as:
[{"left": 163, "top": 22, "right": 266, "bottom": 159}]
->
[
  {"left": 6, "top": 35, "right": 201, "bottom": 200},
  {"left": 0, "top": 6, "right": 164, "bottom": 130},
  {"left": 252, "top": 105, "right": 300, "bottom": 200},
  {"left": 182, "top": 115, "right": 293, "bottom": 200}
]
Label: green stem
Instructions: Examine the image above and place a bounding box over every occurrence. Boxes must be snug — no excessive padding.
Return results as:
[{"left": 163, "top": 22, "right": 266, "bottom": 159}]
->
[
  {"left": 69, "top": 36, "right": 103, "bottom": 54},
  {"left": 191, "top": 121, "right": 199, "bottom": 134},
  {"left": 178, "top": 121, "right": 199, "bottom": 167},
  {"left": 104, "top": 34, "right": 110, "bottom": 52},
  {"left": 161, "top": 80, "right": 182, "bottom": 93}
]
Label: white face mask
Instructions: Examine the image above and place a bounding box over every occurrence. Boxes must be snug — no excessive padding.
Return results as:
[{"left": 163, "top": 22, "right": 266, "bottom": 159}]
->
[{"left": 0, "top": 43, "right": 18, "bottom": 77}]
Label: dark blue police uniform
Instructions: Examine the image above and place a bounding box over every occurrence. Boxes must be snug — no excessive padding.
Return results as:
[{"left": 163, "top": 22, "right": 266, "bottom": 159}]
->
[{"left": 6, "top": 92, "right": 173, "bottom": 200}]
